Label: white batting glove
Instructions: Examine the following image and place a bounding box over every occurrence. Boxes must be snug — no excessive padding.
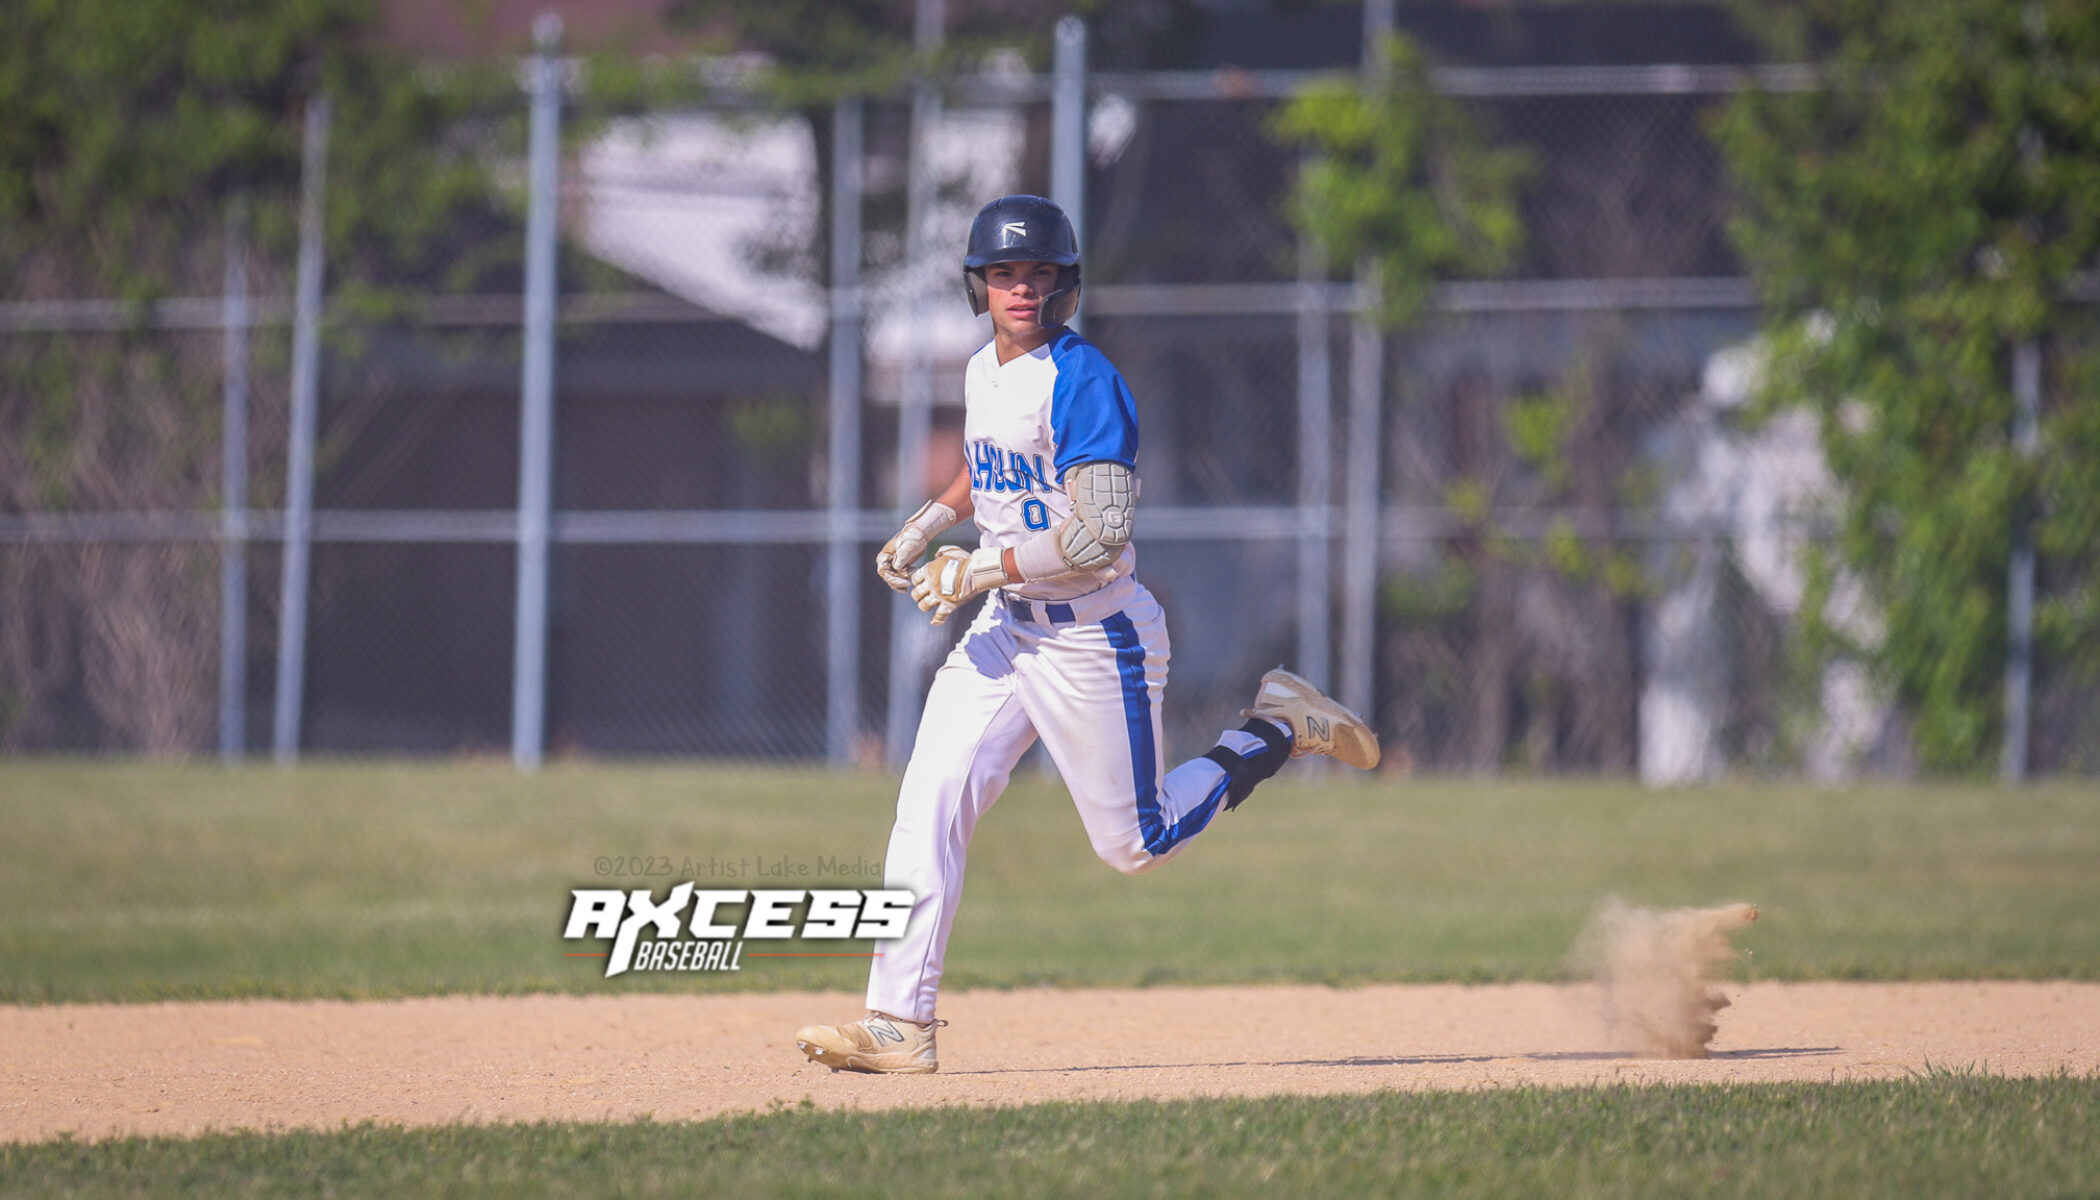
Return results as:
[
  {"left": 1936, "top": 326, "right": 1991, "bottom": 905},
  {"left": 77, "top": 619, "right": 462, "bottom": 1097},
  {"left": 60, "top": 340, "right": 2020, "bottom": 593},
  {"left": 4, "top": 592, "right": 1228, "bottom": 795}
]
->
[
  {"left": 876, "top": 500, "right": 958, "bottom": 593},
  {"left": 910, "top": 546, "right": 1013, "bottom": 626}
]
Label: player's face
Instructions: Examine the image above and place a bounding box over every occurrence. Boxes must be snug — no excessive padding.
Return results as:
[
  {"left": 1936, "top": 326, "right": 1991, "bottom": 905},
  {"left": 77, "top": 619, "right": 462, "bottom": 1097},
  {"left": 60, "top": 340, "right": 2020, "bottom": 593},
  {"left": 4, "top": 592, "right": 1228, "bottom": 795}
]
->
[{"left": 984, "top": 260, "right": 1062, "bottom": 344}]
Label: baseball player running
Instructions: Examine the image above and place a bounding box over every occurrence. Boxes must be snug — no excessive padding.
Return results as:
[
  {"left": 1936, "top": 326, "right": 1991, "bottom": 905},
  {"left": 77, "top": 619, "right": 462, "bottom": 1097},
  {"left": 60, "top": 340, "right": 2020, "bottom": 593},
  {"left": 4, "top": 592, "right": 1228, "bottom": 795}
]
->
[{"left": 795, "top": 195, "right": 1379, "bottom": 1074}]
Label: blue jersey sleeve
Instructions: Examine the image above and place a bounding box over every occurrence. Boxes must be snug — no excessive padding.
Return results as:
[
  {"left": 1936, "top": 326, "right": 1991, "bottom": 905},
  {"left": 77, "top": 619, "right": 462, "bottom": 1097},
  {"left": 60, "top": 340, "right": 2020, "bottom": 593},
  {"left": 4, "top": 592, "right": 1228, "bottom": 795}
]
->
[{"left": 1047, "top": 331, "right": 1140, "bottom": 481}]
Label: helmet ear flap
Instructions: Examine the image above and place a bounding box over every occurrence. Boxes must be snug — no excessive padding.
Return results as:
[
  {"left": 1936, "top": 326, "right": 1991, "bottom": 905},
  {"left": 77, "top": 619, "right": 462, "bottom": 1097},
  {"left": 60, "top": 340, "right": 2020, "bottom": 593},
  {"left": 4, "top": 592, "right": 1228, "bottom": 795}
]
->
[
  {"left": 964, "top": 268, "right": 990, "bottom": 316},
  {"left": 1043, "top": 278, "right": 1081, "bottom": 328},
  {"left": 1041, "top": 266, "right": 1082, "bottom": 327}
]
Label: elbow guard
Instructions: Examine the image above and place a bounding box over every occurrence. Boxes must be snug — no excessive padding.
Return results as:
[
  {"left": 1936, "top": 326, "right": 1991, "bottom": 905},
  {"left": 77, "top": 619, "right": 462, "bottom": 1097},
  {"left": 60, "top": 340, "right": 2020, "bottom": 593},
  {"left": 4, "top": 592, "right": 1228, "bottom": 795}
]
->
[{"left": 1056, "top": 461, "right": 1135, "bottom": 572}]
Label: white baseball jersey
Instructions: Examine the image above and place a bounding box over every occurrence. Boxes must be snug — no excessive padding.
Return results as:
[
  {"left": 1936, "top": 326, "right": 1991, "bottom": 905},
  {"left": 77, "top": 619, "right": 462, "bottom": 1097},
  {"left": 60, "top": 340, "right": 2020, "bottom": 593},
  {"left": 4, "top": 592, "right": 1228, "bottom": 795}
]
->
[
  {"left": 961, "top": 327, "right": 1137, "bottom": 601},
  {"left": 865, "top": 328, "right": 1291, "bottom": 1024}
]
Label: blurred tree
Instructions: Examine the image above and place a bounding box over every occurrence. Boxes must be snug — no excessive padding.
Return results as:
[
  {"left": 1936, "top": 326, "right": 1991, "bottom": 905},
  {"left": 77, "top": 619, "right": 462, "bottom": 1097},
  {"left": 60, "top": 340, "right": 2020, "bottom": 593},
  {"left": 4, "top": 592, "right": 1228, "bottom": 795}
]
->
[
  {"left": 0, "top": 0, "right": 513, "bottom": 753},
  {"left": 1273, "top": 35, "right": 1546, "bottom": 773},
  {"left": 661, "top": 0, "right": 1104, "bottom": 293},
  {"left": 667, "top": 0, "right": 919, "bottom": 104},
  {"left": 1714, "top": 0, "right": 2100, "bottom": 772},
  {"left": 1268, "top": 34, "right": 1532, "bottom": 325},
  {"left": 0, "top": 0, "right": 522, "bottom": 301},
  {"left": 664, "top": 0, "right": 1117, "bottom": 103}
]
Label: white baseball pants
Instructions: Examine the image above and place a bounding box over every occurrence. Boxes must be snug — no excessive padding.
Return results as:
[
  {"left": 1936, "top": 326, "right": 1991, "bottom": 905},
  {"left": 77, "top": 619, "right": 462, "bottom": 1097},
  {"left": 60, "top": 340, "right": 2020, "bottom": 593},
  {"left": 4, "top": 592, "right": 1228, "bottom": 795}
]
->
[{"left": 866, "top": 574, "right": 1282, "bottom": 1023}]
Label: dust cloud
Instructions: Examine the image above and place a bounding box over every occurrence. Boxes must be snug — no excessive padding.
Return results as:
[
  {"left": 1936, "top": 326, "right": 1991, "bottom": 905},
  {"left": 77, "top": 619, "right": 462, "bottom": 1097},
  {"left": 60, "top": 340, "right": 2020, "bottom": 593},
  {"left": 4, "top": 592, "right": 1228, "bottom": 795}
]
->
[{"left": 1572, "top": 900, "right": 1759, "bottom": 1059}]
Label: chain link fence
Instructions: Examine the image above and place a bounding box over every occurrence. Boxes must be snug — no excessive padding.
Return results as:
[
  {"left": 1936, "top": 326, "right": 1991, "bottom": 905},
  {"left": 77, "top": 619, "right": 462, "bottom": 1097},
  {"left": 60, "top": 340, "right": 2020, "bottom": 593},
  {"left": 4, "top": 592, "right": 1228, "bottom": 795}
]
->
[{"left": 3, "top": 6, "right": 2087, "bottom": 779}]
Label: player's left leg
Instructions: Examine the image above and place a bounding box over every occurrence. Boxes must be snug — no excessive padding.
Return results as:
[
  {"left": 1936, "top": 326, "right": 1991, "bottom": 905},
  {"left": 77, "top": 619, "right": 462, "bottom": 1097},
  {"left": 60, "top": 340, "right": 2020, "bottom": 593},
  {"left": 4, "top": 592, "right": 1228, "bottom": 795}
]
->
[{"left": 1018, "top": 583, "right": 1297, "bottom": 874}]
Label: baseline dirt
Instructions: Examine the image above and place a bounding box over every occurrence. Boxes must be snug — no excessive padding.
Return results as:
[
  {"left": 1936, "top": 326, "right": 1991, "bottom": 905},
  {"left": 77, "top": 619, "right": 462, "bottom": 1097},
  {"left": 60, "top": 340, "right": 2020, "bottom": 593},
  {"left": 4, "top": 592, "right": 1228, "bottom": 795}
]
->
[{"left": 4, "top": 983, "right": 2094, "bottom": 1143}]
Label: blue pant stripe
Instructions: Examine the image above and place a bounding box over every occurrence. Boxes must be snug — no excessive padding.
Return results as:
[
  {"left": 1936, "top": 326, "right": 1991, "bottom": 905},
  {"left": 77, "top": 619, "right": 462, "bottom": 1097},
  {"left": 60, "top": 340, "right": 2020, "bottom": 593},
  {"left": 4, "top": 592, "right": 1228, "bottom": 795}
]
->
[
  {"left": 1100, "top": 613, "right": 1165, "bottom": 850},
  {"left": 1149, "top": 777, "right": 1229, "bottom": 854},
  {"left": 1102, "top": 613, "right": 1224, "bottom": 856}
]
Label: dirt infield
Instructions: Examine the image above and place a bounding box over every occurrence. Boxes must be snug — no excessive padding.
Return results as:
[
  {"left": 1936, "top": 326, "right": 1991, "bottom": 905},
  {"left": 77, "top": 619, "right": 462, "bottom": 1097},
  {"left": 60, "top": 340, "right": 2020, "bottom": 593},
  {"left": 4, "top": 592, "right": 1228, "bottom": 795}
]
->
[{"left": 4, "top": 982, "right": 2095, "bottom": 1143}]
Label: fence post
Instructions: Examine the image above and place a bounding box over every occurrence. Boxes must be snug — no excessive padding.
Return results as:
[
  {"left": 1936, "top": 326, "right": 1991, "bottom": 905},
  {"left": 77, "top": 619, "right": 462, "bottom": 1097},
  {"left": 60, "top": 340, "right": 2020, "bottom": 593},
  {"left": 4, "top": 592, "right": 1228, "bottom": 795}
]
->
[
  {"left": 1339, "top": 0, "right": 1394, "bottom": 725},
  {"left": 825, "top": 97, "right": 866, "bottom": 766},
  {"left": 2001, "top": 337, "right": 2040, "bottom": 784},
  {"left": 1051, "top": 16, "right": 1087, "bottom": 337},
  {"left": 512, "top": 13, "right": 564, "bottom": 772},
  {"left": 884, "top": 0, "right": 946, "bottom": 765},
  {"left": 273, "top": 95, "right": 329, "bottom": 764},
  {"left": 219, "top": 194, "right": 251, "bottom": 762},
  {"left": 1295, "top": 218, "right": 1334, "bottom": 690}
]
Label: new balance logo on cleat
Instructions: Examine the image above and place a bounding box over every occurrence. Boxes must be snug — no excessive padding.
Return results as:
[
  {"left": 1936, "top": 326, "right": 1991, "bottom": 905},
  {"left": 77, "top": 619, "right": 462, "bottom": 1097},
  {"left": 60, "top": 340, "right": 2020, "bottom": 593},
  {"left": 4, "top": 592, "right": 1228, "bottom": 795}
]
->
[
  {"left": 1243, "top": 667, "right": 1380, "bottom": 770},
  {"left": 794, "top": 1013, "right": 942, "bottom": 1074}
]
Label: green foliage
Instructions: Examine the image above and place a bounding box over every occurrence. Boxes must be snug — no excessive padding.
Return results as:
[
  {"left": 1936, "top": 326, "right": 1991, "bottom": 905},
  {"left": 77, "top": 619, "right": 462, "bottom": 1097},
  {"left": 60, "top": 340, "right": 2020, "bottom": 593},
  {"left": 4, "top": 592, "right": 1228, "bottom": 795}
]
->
[
  {"left": 0, "top": 0, "right": 362, "bottom": 289},
  {"left": 0, "top": 0, "right": 552, "bottom": 755},
  {"left": 667, "top": 0, "right": 919, "bottom": 105},
  {"left": 0, "top": 0, "right": 621, "bottom": 305},
  {"left": 1486, "top": 353, "right": 1650, "bottom": 599},
  {"left": 1504, "top": 391, "right": 1576, "bottom": 491},
  {"left": 1381, "top": 558, "right": 1476, "bottom": 622},
  {"left": 0, "top": 0, "right": 531, "bottom": 510},
  {"left": 1269, "top": 36, "right": 1533, "bottom": 325},
  {"left": 6, "top": 1079, "right": 2099, "bottom": 1198},
  {"left": 725, "top": 394, "right": 814, "bottom": 461},
  {"left": 1713, "top": 0, "right": 2100, "bottom": 771},
  {"left": 664, "top": 0, "right": 1083, "bottom": 110}
]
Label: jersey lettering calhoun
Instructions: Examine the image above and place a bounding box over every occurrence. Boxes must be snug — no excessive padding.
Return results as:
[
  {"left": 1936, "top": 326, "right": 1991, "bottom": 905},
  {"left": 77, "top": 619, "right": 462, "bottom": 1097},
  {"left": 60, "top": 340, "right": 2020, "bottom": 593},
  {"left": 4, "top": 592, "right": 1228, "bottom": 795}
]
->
[{"left": 968, "top": 441, "right": 1051, "bottom": 494}]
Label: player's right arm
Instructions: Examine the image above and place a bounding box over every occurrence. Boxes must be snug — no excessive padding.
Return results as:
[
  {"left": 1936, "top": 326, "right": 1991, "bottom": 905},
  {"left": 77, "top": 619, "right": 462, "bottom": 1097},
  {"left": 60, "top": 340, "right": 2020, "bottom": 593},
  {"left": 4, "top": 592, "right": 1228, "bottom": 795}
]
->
[
  {"left": 914, "top": 458, "right": 1135, "bottom": 621},
  {"left": 876, "top": 466, "right": 974, "bottom": 593}
]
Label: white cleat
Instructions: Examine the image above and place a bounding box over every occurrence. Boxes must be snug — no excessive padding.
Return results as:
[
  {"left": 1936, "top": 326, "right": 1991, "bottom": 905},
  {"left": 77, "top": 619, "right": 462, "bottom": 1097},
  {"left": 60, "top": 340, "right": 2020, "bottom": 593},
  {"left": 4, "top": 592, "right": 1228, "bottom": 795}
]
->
[
  {"left": 1244, "top": 667, "right": 1381, "bottom": 771},
  {"left": 794, "top": 1012, "right": 942, "bottom": 1074}
]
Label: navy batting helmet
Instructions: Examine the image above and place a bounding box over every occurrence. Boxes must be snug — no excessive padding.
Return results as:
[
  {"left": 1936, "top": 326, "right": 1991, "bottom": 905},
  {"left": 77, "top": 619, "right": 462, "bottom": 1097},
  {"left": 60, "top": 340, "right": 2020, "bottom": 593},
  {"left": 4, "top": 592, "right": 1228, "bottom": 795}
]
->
[{"left": 962, "top": 194, "right": 1082, "bottom": 327}]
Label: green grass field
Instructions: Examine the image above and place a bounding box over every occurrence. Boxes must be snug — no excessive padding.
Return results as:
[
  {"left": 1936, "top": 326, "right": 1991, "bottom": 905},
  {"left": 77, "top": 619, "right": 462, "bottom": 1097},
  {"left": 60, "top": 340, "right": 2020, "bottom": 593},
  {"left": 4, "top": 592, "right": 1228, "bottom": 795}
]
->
[
  {"left": 5, "top": 761, "right": 2096, "bottom": 1195},
  {"left": 2, "top": 762, "right": 2096, "bottom": 1001},
  {"left": 5, "top": 1076, "right": 2094, "bottom": 1199}
]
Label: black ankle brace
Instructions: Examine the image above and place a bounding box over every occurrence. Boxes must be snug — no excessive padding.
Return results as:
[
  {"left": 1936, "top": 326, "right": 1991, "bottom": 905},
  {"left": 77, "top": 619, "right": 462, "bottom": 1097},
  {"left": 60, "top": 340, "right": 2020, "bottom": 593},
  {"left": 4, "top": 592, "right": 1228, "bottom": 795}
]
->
[{"left": 1201, "top": 718, "right": 1294, "bottom": 811}]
